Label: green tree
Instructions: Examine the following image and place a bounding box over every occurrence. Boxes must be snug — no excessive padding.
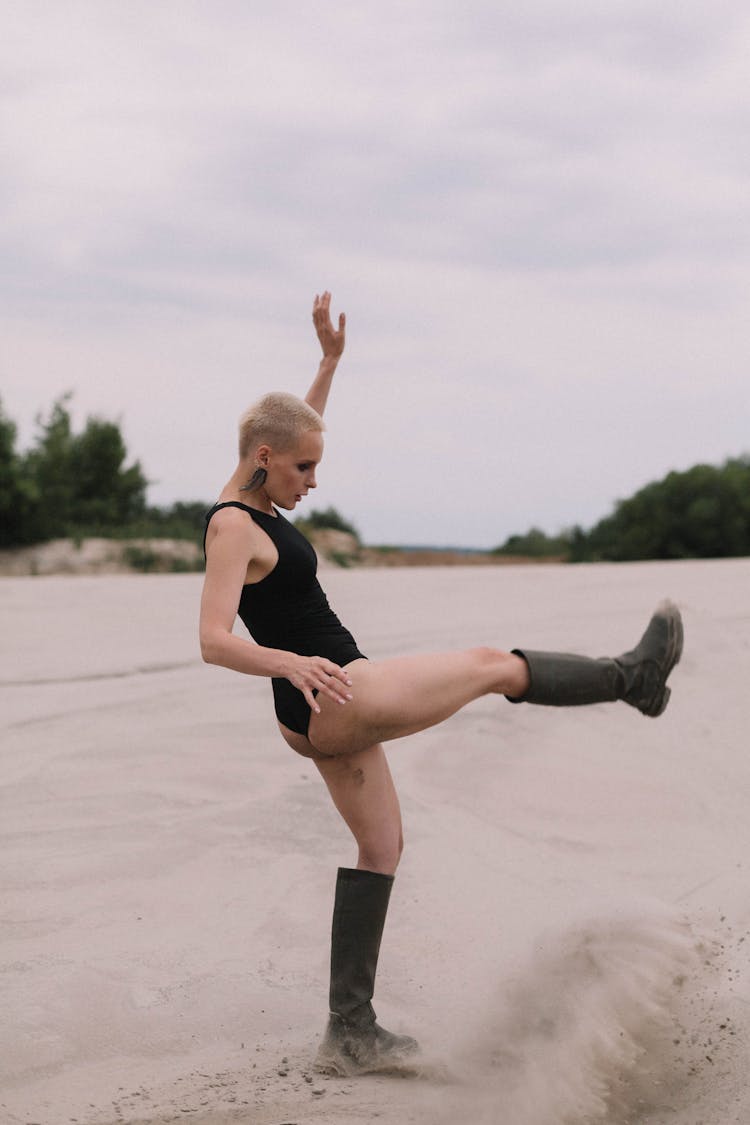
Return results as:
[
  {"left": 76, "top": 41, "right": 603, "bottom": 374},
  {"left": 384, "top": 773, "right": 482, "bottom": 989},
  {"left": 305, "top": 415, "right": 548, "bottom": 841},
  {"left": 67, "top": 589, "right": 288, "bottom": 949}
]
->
[
  {"left": 0, "top": 399, "right": 31, "bottom": 546},
  {"left": 9, "top": 395, "right": 148, "bottom": 545},
  {"left": 575, "top": 457, "right": 750, "bottom": 560},
  {"left": 21, "top": 395, "right": 75, "bottom": 539},
  {"left": 69, "top": 417, "right": 148, "bottom": 529}
]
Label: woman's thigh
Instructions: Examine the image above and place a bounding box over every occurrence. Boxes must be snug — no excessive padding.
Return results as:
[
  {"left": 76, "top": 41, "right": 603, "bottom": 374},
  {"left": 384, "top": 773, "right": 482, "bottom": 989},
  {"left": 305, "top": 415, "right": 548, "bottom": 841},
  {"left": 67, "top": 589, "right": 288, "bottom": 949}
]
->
[{"left": 308, "top": 649, "right": 516, "bottom": 755}]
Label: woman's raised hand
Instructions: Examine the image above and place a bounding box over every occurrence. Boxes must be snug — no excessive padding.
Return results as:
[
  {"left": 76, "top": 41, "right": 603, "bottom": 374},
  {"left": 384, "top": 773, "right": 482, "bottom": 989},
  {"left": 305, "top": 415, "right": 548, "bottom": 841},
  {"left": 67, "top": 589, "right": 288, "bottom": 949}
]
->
[
  {"left": 313, "top": 291, "right": 346, "bottom": 360},
  {"left": 287, "top": 654, "right": 353, "bottom": 713}
]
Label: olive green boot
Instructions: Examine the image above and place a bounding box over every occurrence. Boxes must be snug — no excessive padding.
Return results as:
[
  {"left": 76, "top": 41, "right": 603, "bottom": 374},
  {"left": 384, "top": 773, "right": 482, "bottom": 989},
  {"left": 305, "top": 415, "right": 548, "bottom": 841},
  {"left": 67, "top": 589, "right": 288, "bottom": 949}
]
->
[
  {"left": 315, "top": 868, "right": 419, "bottom": 1076},
  {"left": 509, "top": 600, "right": 683, "bottom": 717}
]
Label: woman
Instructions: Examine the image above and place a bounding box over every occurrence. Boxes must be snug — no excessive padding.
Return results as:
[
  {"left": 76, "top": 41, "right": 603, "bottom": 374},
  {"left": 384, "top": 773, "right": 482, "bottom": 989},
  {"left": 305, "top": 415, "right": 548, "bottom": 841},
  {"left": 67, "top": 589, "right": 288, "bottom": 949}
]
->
[{"left": 199, "top": 292, "right": 683, "bottom": 1077}]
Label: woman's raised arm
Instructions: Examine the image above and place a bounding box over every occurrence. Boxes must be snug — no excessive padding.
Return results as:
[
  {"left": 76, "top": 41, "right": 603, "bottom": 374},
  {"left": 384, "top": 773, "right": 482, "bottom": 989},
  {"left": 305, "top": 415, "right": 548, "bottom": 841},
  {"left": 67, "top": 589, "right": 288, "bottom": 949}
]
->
[{"left": 305, "top": 290, "right": 345, "bottom": 418}]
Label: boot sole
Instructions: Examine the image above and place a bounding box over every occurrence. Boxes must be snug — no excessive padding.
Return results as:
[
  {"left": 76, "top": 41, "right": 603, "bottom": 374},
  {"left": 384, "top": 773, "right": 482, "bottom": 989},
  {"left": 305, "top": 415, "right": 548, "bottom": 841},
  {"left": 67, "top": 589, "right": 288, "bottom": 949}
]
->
[
  {"left": 314, "top": 1050, "right": 421, "bottom": 1078},
  {"left": 314, "top": 1034, "right": 421, "bottom": 1078},
  {"left": 644, "top": 600, "right": 684, "bottom": 717}
]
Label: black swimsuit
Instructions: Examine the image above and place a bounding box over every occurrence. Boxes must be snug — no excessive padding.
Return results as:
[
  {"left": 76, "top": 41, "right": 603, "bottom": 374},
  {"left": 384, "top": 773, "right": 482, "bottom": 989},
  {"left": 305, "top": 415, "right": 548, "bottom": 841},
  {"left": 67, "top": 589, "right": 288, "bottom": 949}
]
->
[{"left": 204, "top": 501, "right": 366, "bottom": 736}]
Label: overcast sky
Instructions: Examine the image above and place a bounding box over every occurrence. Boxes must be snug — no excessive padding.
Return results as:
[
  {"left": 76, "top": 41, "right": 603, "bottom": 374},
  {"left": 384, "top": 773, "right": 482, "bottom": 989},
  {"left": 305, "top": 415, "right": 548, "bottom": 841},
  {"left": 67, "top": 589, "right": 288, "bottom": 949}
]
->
[{"left": 2, "top": 1, "right": 748, "bottom": 547}]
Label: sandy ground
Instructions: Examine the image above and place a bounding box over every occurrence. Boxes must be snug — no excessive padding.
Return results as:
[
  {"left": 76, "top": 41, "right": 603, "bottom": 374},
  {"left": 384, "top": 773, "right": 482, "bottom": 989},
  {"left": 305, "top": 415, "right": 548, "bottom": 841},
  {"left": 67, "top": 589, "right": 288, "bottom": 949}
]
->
[{"left": 2, "top": 560, "right": 749, "bottom": 1125}]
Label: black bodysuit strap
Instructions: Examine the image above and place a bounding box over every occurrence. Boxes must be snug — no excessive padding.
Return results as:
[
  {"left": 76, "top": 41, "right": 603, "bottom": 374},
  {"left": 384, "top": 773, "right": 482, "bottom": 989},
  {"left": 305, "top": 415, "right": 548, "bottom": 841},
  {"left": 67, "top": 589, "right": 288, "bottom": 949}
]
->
[
  {"left": 203, "top": 500, "right": 276, "bottom": 556},
  {"left": 209, "top": 500, "right": 267, "bottom": 517}
]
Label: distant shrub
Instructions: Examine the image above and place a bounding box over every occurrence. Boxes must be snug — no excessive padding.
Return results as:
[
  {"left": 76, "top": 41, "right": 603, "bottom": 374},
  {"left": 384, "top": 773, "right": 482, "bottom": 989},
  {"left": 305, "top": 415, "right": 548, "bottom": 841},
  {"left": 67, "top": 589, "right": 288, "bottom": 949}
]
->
[
  {"left": 295, "top": 506, "right": 360, "bottom": 541},
  {"left": 122, "top": 545, "right": 204, "bottom": 573},
  {"left": 329, "top": 550, "right": 355, "bottom": 568},
  {"left": 123, "top": 545, "right": 161, "bottom": 572},
  {"left": 493, "top": 527, "right": 571, "bottom": 558}
]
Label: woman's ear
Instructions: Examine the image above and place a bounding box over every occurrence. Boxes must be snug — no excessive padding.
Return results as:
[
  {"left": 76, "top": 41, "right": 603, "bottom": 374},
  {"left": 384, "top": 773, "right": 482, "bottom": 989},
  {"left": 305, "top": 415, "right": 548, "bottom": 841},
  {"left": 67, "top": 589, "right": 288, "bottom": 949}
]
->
[{"left": 256, "top": 444, "right": 271, "bottom": 468}]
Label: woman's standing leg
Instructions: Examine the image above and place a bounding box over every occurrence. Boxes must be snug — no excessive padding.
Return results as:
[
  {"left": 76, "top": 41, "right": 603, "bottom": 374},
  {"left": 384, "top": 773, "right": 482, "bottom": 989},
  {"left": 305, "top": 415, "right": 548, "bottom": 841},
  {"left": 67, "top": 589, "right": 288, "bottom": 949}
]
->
[
  {"left": 314, "top": 744, "right": 418, "bottom": 1075},
  {"left": 316, "top": 744, "right": 403, "bottom": 874}
]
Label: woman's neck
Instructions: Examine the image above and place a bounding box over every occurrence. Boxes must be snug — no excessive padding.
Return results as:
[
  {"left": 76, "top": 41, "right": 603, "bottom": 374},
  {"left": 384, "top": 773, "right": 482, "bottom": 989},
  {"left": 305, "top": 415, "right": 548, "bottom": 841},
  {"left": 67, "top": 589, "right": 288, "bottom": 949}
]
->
[{"left": 221, "top": 466, "right": 274, "bottom": 514}]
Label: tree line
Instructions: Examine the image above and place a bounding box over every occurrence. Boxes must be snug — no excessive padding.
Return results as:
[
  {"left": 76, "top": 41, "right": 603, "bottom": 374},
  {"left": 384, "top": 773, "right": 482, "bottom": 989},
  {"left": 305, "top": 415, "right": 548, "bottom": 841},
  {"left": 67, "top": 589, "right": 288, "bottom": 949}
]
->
[
  {"left": 2, "top": 394, "right": 748, "bottom": 560},
  {"left": 494, "top": 456, "right": 750, "bottom": 561},
  {"left": 0, "top": 395, "right": 207, "bottom": 548}
]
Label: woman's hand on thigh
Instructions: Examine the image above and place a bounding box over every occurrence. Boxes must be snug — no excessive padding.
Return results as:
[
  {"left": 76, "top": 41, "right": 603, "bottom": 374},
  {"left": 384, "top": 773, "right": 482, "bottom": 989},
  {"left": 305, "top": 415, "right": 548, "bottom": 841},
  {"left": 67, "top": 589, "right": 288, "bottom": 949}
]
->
[{"left": 285, "top": 654, "right": 353, "bottom": 713}]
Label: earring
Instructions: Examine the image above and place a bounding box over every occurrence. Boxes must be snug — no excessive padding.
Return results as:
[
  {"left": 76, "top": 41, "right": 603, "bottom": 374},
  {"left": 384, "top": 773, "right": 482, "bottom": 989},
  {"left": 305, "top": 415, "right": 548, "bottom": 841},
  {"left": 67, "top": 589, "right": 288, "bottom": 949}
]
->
[{"left": 240, "top": 466, "right": 268, "bottom": 492}]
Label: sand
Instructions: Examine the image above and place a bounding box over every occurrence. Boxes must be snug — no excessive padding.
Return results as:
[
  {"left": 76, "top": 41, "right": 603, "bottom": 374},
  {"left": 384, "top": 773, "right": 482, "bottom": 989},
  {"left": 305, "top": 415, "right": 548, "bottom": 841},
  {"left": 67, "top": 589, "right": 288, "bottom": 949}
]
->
[{"left": 2, "top": 559, "right": 749, "bottom": 1125}]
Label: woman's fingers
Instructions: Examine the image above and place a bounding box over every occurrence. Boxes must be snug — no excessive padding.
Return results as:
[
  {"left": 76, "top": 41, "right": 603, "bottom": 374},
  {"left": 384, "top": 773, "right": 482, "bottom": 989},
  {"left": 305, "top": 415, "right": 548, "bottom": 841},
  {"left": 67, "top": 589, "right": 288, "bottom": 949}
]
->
[
  {"left": 312, "top": 291, "right": 331, "bottom": 321},
  {"left": 312, "top": 291, "right": 345, "bottom": 358},
  {"left": 295, "top": 657, "right": 353, "bottom": 713},
  {"left": 303, "top": 686, "right": 322, "bottom": 715},
  {"left": 318, "top": 661, "right": 353, "bottom": 704}
]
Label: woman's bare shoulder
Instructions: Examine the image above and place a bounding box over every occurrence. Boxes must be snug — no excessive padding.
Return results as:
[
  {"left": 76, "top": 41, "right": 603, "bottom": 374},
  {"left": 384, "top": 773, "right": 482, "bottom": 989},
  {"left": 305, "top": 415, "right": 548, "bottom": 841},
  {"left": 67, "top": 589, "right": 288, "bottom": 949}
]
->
[{"left": 205, "top": 504, "right": 265, "bottom": 557}]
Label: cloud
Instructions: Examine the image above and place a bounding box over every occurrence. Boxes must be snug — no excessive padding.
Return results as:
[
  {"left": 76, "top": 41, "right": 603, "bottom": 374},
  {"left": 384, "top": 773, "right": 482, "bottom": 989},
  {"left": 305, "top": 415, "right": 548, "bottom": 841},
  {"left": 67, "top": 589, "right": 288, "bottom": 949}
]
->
[{"left": 1, "top": 1, "right": 749, "bottom": 544}]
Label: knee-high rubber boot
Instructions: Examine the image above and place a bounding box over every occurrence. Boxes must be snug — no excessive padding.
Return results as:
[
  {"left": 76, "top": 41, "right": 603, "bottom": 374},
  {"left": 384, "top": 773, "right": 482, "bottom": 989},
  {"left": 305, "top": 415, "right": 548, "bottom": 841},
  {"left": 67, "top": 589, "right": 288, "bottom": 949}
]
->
[
  {"left": 314, "top": 867, "right": 419, "bottom": 1076},
  {"left": 508, "top": 599, "right": 684, "bottom": 717}
]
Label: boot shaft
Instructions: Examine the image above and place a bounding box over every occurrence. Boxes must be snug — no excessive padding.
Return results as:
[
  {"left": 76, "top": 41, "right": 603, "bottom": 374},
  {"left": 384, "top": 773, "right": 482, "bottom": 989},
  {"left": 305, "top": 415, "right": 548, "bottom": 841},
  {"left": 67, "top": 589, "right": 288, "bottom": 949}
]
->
[
  {"left": 329, "top": 867, "right": 394, "bottom": 1024},
  {"left": 509, "top": 650, "right": 621, "bottom": 707}
]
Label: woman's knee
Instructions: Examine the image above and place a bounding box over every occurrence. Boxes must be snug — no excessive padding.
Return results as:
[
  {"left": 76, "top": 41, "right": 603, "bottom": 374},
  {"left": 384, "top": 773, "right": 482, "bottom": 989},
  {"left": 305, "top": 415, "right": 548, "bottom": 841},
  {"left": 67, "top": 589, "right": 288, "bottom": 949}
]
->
[
  {"left": 467, "top": 645, "right": 519, "bottom": 691},
  {"left": 468, "top": 644, "right": 508, "bottom": 666},
  {"left": 358, "top": 826, "right": 404, "bottom": 875}
]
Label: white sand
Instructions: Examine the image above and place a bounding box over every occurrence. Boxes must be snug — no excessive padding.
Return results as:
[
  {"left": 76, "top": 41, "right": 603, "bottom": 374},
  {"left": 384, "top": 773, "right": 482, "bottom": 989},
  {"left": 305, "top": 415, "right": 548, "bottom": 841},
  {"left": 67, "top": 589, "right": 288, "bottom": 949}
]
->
[{"left": 1, "top": 560, "right": 749, "bottom": 1125}]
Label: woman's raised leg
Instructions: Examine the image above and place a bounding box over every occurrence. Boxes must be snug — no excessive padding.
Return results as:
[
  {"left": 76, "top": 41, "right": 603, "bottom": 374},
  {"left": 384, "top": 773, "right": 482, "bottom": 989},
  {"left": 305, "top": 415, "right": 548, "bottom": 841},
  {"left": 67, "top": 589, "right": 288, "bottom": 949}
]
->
[
  {"left": 309, "top": 647, "right": 528, "bottom": 757},
  {"left": 308, "top": 600, "right": 683, "bottom": 757}
]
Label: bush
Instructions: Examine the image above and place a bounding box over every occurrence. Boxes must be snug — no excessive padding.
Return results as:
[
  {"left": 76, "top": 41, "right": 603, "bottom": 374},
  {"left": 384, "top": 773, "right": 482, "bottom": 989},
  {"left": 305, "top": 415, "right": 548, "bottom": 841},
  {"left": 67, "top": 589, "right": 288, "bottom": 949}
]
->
[
  {"left": 574, "top": 457, "right": 750, "bottom": 560},
  {"left": 493, "top": 527, "right": 571, "bottom": 558},
  {"left": 295, "top": 506, "right": 360, "bottom": 541}
]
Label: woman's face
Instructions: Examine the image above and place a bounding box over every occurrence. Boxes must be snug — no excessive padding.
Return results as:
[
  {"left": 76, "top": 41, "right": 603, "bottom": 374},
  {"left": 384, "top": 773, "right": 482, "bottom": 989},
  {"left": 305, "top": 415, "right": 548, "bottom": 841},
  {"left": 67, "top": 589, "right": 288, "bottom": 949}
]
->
[{"left": 263, "top": 429, "right": 324, "bottom": 510}]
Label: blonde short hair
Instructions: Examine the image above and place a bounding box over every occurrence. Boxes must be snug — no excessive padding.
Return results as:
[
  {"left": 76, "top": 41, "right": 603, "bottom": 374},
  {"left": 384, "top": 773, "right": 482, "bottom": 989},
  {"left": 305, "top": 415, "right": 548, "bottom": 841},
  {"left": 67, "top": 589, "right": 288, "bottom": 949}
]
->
[{"left": 238, "top": 392, "right": 324, "bottom": 459}]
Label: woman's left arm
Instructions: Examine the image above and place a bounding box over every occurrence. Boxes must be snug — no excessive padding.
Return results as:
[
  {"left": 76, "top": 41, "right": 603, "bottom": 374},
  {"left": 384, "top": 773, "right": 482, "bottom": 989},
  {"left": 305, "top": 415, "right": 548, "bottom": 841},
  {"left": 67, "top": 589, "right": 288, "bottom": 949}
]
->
[{"left": 305, "top": 290, "right": 345, "bottom": 418}]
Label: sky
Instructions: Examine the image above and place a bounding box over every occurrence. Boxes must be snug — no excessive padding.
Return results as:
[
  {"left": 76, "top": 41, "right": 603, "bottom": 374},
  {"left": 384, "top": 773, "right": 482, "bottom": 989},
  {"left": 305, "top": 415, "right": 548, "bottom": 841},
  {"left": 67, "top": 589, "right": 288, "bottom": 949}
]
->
[{"left": 2, "top": 1, "right": 749, "bottom": 548}]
